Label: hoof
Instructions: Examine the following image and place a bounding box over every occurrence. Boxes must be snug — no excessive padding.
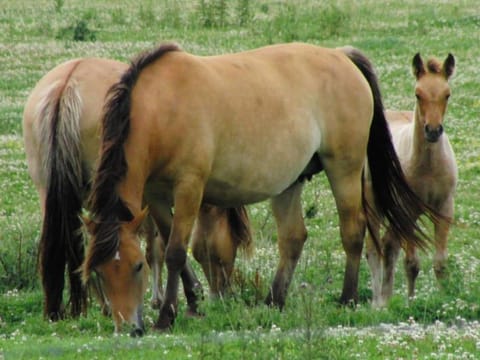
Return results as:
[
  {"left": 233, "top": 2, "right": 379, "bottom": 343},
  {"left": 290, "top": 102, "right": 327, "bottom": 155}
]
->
[
  {"left": 130, "top": 327, "right": 145, "bottom": 337},
  {"left": 154, "top": 305, "right": 176, "bottom": 331}
]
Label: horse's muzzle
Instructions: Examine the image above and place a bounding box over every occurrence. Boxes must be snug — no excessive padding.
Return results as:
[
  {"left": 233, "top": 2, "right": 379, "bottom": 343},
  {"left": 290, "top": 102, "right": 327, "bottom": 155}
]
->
[{"left": 425, "top": 124, "right": 443, "bottom": 143}]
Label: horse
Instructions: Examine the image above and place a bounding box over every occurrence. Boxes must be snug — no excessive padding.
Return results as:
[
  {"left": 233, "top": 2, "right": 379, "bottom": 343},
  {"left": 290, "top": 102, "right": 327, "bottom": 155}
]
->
[
  {"left": 23, "top": 57, "right": 252, "bottom": 323},
  {"left": 83, "top": 42, "right": 438, "bottom": 334},
  {"left": 365, "top": 53, "right": 457, "bottom": 307}
]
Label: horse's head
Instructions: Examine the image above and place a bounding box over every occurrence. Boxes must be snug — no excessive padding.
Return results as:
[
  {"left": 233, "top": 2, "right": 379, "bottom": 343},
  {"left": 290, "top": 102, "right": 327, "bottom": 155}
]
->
[
  {"left": 412, "top": 52, "right": 455, "bottom": 143},
  {"left": 82, "top": 208, "right": 149, "bottom": 336}
]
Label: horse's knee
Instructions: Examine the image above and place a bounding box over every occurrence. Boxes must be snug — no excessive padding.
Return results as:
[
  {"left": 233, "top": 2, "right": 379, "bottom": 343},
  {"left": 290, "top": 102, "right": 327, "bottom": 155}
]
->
[{"left": 165, "top": 246, "right": 187, "bottom": 271}]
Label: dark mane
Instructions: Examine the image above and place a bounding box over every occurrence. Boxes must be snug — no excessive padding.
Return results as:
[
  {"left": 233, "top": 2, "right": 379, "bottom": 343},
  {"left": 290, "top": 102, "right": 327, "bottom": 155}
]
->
[{"left": 83, "top": 43, "right": 181, "bottom": 278}]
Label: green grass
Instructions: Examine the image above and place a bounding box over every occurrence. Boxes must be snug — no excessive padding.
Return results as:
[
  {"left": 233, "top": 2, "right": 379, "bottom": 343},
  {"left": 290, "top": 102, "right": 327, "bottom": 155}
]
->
[{"left": 1, "top": 0, "right": 479, "bottom": 358}]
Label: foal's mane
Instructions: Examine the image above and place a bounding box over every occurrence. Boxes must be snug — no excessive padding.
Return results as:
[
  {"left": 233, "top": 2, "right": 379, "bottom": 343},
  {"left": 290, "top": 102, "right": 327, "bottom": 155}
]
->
[
  {"left": 83, "top": 43, "right": 181, "bottom": 279},
  {"left": 426, "top": 58, "right": 442, "bottom": 74}
]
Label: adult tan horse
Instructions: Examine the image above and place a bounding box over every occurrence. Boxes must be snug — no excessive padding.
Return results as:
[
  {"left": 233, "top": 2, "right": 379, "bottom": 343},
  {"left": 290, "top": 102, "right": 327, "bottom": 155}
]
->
[
  {"left": 365, "top": 53, "right": 457, "bottom": 307},
  {"left": 83, "top": 42, "right": 437, "bottom": 334},
  {"left": 23, "top": 57, "right": 252, "bottom": 323}
]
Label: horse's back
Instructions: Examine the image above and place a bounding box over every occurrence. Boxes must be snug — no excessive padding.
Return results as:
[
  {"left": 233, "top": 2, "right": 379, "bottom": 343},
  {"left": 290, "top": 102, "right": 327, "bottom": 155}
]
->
[
  {"left": 130, "top": 43, "right": 374, "bottom": 205},
  {"left": 23, "top": 58, "right": 127, "bottom": 187}
]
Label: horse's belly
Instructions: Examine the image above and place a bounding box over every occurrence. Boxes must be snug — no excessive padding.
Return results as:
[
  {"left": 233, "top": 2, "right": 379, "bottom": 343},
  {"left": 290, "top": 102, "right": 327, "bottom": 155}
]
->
[{"left": 204, "top": 151, "right": 314, "bottom": 206}]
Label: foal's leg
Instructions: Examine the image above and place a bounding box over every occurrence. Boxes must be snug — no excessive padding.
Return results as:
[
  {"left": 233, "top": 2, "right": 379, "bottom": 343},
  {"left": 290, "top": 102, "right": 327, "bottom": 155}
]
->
[
  {"left": 433, "top": 198, "right": 454, "bottom": 283},
  {"left": 381, "top": 228, "right": 402, "bottom": 302},
  {"left": 325, "top": 161, "right": 366, "bottom": 304},
  {"left": 265, "top": 182, "right": 307, "bottom": 309},
  {"left": 403, "top": 242, "right": 420, "bottom": 299},
  {"left": 365, "top": 224, "right": 383, "bottom": 307},
  {"left": 155, "top": 177, "right": 204, "bottom": 329}
]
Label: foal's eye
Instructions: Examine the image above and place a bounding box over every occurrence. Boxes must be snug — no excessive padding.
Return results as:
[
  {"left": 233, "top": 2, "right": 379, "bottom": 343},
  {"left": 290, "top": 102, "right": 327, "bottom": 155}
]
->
[
  {"left": 415, "top": 94, "right": 421, "bottom": 101},
  {"left": 134, "top": 262, "right": 144, "bottom": 273},
  {"left": 445, "top": 94, "right": 450, "bottom": 100}
]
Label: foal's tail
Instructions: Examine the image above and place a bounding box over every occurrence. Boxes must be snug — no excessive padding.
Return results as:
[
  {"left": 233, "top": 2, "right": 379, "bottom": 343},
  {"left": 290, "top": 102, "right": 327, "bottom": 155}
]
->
[
  {"left": 341, "top": 47, "right": 438, "bottom": 250},
  {"left": 227, "top": 206, "right": 253, "bottom": 257},
  {"left": 37, "top": 67, "right": 88, "bottom": 319}
]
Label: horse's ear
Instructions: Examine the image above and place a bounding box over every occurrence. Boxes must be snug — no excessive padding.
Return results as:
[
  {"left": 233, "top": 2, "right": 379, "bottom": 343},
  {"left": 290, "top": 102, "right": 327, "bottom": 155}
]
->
[
  {"left": 126, "top": 207, "right": 149, "bottom": 233},
  {"left": 443, "top": 53, "right": 455, "bottom": 79},
  {"left": 412, "top": 53, "right": 425, "bottom": 79}
]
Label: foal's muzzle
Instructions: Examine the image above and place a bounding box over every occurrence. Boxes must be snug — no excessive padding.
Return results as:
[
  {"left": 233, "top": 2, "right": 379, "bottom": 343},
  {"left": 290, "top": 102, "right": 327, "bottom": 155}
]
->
[{"left": 424, "top": 124, "right": 444, "bottom": 143}]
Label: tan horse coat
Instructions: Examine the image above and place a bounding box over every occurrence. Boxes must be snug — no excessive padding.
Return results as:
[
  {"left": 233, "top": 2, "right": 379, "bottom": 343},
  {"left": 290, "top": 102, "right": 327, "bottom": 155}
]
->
[
  {"left": 85, "top": 43, "right": 436, "bottom": 333},
  {"left": 23, "top": 58, "right": 251, "bottom": 324}
]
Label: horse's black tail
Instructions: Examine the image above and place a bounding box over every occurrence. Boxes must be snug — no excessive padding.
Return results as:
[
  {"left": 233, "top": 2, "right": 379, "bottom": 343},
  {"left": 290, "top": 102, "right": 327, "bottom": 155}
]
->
[
  {"left": 341, "top": 46, "right": 439, "bottom": 250},
  {"left": 36, "top": 71, "right": 88, "bottom": 319},
  {"left": 226, "top": 206, "right": 253, "bottom": 257}
]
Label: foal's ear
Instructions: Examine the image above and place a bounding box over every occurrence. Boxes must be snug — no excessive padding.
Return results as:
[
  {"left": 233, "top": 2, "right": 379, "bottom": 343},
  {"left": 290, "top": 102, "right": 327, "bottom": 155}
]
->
[
  {"left": 443, "top": 53, "right": 455, "bottom": 79},
  {"left": 126, "top": 207, "right": 149, "bottom": 233},
  {"left": 412, "top": 53, "right": 425, "bottom": 79}
]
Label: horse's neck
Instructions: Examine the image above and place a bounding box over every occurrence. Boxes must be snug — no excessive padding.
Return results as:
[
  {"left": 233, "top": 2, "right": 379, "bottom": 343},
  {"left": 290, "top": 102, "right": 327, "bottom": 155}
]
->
[{"left": 410, "top": 107, "right": 446, "bottom": 171}]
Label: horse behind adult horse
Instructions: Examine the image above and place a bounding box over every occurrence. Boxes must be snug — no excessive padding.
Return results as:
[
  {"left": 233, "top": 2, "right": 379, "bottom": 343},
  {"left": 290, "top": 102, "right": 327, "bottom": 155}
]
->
[
  {"left": 23, "top": 57, "right": 252, "bottom": 324},
  {"left": 365, "top": 53, "right": 457, "bottom": 307},
  {"left": 83, "top": 42, "right": 438, "bottom": 333}
]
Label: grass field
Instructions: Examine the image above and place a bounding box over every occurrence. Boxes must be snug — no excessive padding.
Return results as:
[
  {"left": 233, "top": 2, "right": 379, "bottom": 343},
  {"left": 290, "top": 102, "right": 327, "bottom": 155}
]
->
[{"left": 1, "top": 0, "right": 479, "bottom": 358}]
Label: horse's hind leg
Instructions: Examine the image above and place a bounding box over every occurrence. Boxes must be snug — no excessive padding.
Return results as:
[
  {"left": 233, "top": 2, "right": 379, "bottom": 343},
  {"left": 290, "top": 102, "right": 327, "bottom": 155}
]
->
[
  {"left": 324, "top": 160, "right": 366, "bottom": 304},
  {"left": 265, "top": 182, "right": 307, "bottom": 309}
]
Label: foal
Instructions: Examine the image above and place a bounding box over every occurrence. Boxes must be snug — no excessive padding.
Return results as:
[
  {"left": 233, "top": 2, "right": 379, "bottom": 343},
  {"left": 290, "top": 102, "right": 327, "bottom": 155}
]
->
[{"left": 366, "top": 53, "right": 457, "bottom": 307}]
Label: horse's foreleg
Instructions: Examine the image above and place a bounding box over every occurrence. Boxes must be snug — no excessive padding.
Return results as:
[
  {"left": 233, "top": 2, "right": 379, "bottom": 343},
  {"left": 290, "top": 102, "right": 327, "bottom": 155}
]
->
[
  {"left": 154, "top": 177, "right": 204, "bottom": 330},
  {"left": 265, "top": 182, "right": 306, "bottom": 309},
  {"left": 180, "top": 261, "right": 203, "bottom": 316}
]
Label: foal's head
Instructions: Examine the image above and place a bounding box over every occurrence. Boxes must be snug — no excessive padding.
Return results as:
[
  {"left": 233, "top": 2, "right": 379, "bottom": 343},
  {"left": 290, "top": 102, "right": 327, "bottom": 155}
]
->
[
  {"left": 412, "top": 53, "right": 455, "bottom": 142},
  {"left": 82, "top": 209, "right": 149, "bottom": 336}
]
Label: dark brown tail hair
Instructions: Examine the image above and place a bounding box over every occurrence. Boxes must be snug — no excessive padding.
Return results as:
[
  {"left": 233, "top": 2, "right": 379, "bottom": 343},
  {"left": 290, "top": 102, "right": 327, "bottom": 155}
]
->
[
  {"left": 37, "top": 60, "right": 88, "bottom": 319},
  {"left": 341, "top": 46, "right": 440, "bottom": 250}
]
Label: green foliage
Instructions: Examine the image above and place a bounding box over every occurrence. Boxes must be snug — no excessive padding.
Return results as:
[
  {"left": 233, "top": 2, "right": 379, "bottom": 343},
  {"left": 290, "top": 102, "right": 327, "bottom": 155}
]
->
[
  {"left": 53, "top": 0, "right": 64, "bottom": 13},
  {"left": 56, "top": 18, "right": 97, "bottom": 42},
  {"left": 197, "top": 0, "right": 228, "bottom": 28},
  {"left": 138, "top": 3, "right": 156, "bottom": 26}
]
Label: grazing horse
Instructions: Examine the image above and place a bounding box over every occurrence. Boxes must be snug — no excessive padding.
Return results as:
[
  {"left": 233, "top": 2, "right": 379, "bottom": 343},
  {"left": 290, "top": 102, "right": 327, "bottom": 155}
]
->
[
  {"left": 365, "top": 53, "right": 457, "bottom": 307},
  {"left": 83, "top": 42, "right": 436, "bottom": 334},
  {"left": 22, "top": 57, "right": 252, "bottom": 323}
]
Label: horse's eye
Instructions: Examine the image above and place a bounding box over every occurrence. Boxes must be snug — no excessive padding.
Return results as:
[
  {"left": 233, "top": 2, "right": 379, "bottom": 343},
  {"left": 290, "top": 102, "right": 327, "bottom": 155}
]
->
[
  {"left": 415, "top": 94, "right": 421, "bottom": 101},
  {"left": 445, "top": 94, "right": 450, "bottom": 100},
  {"left": 134, "top": 262, "right": 144, "bottom": 273}
]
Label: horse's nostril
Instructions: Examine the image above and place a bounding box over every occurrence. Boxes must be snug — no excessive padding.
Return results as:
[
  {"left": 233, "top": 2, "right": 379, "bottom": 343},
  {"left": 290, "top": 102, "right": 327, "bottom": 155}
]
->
[{"left": 438, "top": 125, "right": 444, "bottom": 135}]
